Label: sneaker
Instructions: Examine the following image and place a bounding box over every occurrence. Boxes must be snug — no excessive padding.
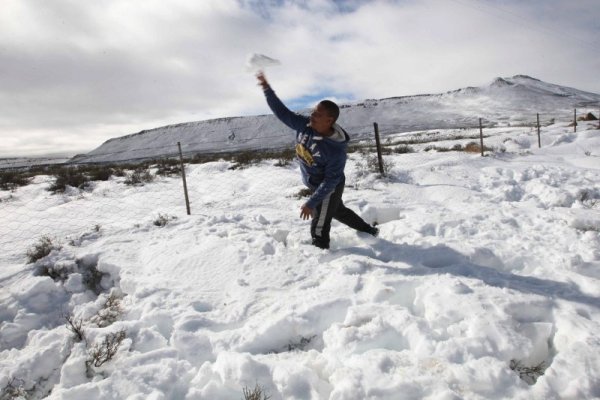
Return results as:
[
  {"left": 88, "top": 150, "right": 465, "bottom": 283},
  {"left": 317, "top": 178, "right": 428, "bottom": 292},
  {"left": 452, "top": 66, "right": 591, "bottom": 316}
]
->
[
  {"left": 312, "top": 238, "right": 330, "bottom": 249},
  {"left": 368, "top": 225, "right": 379, "bottom": 237}
]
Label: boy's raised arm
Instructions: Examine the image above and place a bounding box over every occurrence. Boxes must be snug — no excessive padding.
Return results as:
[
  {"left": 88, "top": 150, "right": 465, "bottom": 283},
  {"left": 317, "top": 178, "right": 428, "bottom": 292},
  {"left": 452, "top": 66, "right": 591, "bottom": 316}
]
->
[{"left": 257, "top": 72, "right": 308, "bottom": 132}]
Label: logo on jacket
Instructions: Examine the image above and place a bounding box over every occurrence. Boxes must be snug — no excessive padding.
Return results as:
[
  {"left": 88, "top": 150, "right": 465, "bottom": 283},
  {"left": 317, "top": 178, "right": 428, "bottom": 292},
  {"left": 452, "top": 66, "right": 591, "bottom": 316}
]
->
[{"left": 296, "top": 143, "right": 315, "bottom": 166}]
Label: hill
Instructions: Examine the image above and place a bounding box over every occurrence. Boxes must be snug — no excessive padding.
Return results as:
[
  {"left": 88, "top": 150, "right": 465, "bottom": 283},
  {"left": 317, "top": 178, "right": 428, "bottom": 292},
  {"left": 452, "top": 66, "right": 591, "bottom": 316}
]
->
[{"left": 71, "top": 75, "right": 600, "bottom": 164}]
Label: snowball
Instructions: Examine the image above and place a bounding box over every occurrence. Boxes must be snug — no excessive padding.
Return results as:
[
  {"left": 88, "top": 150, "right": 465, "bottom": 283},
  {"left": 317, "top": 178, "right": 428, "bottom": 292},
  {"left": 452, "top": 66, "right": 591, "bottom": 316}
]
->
[{"left": 245, "top": 53, "right": 281, "bottom": 72}]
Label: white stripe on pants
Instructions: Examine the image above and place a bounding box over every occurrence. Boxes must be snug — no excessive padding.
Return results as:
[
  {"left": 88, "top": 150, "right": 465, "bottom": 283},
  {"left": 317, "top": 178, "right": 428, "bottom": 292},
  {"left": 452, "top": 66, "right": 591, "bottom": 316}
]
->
[{"left": 315, "top": 192, "right": 333, "bottom": 237}]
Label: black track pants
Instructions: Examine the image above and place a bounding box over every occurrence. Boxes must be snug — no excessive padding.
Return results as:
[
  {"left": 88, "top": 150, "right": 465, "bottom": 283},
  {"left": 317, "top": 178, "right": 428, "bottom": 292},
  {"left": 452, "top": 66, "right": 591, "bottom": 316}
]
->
[{"left": 310, "top": 178, "right": 373, "bottom": 249}]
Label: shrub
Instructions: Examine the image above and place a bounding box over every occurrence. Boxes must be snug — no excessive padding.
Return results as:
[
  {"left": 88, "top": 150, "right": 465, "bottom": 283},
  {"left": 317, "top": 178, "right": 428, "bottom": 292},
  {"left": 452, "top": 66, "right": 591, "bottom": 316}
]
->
[
  {"left": 464, "top": 142, "right": 481, "bottom": 153},
  {"left": 578, "top": 189, "right": 599, "bottom": 208},
  {"left": 393, "top": 145, "right": 415, "bottom": 154},
  {"left": 124, "top": 168, "right": 154, "bottom": 186},
  {"left": 274, "top": 158, "right": 290, "bottom": 167},
  {"left": 424, "top": 145, "right": 454, "bottom": 152},
  {"left": 0, "top": 170, "right": 32, "bottom": 191},
  {"left": 294, "top": 188, "right": 312, "bottom": 199},
  {"left": 230, "top": 151, "right": 257, "bottom": 168},
  {"left": 112, "top": 167, "right": 126, "bottom": 177},
  {"left": 48, "top": 167, "right": 89, "bottom": 193},
  {"left": 153, "top": 213, "right": 177, "bottom": 227},
  {"left": 229, "top": 148, "right": 296, "bottom": 169},
  {"left": 510, "top": 359, "right": 546, "bottom": 385},
  {"left": 356, "top": 150, "right": 394, "bottom": 177},
  {"left": 286, "top": 335, "right": 316, "bottom": 352},
  {"left": 154, "top": 158, "right": 181, "bottom": 176},
  {"left": 65, "top": 314, "right": 86, "bottom": 343},
  {"left": 86, "top": 329, "right": 127, "bottom": 369},
  {"left": 86, "top": 166, "right": 113, "bottom": 181},
  {"left": 242, "top": 384, "right": 270, "bottom": 400},
  {"left": 26, "top": 236, "right": 59, "bottom": 263},
  {"left": 90, "top": 292, "right": 124, "bottom": 328},
  {"left": 464, "top": 141, "right": 492, "bottom": 153},
  {"left": 0, "top": 378, "right": 27, "bottom": 399},
  {"left": 190, "top": 153, "right": 223, "bottom": 164},
  {"left": 273, "top": 149, "right": 296, "bottom": 167}
]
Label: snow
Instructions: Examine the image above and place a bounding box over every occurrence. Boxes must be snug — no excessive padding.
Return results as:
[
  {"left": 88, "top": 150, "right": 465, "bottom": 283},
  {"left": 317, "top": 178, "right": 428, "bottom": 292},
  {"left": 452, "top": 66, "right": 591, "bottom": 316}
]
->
[
  {"left": 1, "top": 118, "right": 600, "bottom": 398},
  {"left": 246, "top": 53, "right": 281, "bottom": 73}
]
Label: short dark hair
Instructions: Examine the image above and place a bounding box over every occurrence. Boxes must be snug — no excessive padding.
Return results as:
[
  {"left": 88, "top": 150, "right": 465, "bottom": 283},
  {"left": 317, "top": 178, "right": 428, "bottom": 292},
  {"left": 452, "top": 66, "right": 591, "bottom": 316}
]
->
[{"left": 318, "top": 100, "right": 340, "bottom": 122}]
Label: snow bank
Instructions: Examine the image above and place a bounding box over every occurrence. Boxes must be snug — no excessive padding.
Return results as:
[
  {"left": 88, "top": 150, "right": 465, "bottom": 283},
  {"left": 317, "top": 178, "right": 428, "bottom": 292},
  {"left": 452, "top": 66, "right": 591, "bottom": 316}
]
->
[{"left": 1, "top": 122, "right": 599, "bottom": 399}]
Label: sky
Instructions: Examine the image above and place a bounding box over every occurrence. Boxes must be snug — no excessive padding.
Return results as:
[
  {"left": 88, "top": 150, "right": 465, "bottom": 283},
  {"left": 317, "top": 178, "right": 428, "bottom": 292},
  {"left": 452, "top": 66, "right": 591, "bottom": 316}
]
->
[{"left": 1, "top": 0, "right": 599, "bottom": 157}]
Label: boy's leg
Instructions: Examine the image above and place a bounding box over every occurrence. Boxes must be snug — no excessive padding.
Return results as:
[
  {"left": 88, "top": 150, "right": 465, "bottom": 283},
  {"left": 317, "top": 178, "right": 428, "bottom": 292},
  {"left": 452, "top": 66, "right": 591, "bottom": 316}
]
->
[
  {"left": 332, "top": 180, "right": 378, "bottom": 235},
  {"left": 334, "top": 203, "right": 375, "bottom": 233},
  {"left": 310, "top": 182, "right": 344, "bottom": 249}
]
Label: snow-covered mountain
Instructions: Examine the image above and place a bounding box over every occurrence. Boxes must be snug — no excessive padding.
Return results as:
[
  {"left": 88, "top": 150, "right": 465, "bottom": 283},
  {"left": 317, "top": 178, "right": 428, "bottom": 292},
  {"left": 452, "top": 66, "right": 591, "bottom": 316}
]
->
[{"left": 73, "top": 75, "right": 600, "bottom": 164}]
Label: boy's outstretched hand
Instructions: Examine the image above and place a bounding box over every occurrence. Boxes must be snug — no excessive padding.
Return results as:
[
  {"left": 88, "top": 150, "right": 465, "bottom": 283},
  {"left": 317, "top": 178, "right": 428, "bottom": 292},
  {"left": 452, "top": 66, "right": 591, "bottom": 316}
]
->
[{"left": 256, "top": 71, "right": 270, "bottom": 90}]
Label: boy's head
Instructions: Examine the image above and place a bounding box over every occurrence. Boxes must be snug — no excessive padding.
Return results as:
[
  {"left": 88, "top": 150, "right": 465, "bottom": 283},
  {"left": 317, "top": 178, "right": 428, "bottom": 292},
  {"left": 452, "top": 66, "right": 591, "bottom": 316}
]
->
[
  {"left": 318, "top": 100, "right": 340, "bottom": 122},
  {"left": 309, "top": 100, "right": 339, "bottom": 134}
]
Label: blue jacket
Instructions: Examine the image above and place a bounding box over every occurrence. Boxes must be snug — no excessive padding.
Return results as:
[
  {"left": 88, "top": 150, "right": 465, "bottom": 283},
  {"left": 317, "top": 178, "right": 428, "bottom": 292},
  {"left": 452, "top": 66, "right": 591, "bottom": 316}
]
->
[{"left": 264, "top": 88, "right": 349, "bottom": 209}]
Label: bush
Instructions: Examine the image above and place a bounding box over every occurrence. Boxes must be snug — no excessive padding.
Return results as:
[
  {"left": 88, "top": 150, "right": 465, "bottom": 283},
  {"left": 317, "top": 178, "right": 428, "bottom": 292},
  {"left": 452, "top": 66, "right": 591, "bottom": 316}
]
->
[
  {"left": 86, "top": 166, "right": 113, "bottom": 181},
  {"left": 26, "top": 236, "right": 59, "bottom": 263},
  {"left": 464, "top": 142, "right": 482, "bottom": 153},
  {"left": 510, "top": 359, "right": 546, "bottom": 385},
  {"left": 294, "top": 188, "right": 313, "bottom": 199},
  {"left": 286, "top": 335, "right": 316, "bottom": 352},
  {"left": 464, "top": 141, "right": 492, "bottom": 153},
  {"left": 355, "top": 150, "right": 394, "bottom": 177},
  {"left": 230, "top": 148, "right": 296, "bottom": 170},
  {"left": 578, "top": 189, "right": 599, "bottom": 209},
  {"left": 0, "top": 170, "right": 32, "bottom": 191},
  {"left": 230, "top": 151, "right": 261, "bottom": 169},
  {"left": 0, "top": 378, "right": 27, "bottom": 399},
  {"left": 112, "top": 167, "right": 126, "bottom": 177},
  {"left": 90, "top": 292, "right": 124, "bottom": 328},
  {"left": 153, "top": 213, "right": 177, "bottom": 227},
  {"left": 86, "top": 329, "right": 127, "bottom": 369},
  {"left": 424, "top": 145, "right": 453, "bottom": 152},
  {"left": 48, "top": 167, "right": 89, "bottom": 193},
  {"left": 124, "top": 168, "right": 154, "bottom": 186},
  {"left": 242, "top": 384, "right": 270, "bottom": 400},
  {"left": 273, "top": 149, "right": 295, "bottom": 167},
  {"left": 393, "top": 145, "right": 415, "bottom": 154},
  {"left": 154, "top": 158, "right": 181, "bottom": 176},
  {"left": 65, "top": 314, "right": 86, "bottom": 343}
]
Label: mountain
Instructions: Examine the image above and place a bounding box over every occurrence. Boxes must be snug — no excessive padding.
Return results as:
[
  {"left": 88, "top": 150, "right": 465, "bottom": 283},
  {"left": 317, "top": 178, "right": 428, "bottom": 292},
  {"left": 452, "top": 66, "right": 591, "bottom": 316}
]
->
[{"left": 72, "top": 75, "right": 600, "bottom": 164}]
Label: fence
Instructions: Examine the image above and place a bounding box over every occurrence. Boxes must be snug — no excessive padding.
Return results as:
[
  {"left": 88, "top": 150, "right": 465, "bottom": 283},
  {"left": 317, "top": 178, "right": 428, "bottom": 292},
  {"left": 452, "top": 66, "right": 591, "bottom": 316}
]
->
[{"left": 0, "top": 109, "right": 598, "bottom": 261}]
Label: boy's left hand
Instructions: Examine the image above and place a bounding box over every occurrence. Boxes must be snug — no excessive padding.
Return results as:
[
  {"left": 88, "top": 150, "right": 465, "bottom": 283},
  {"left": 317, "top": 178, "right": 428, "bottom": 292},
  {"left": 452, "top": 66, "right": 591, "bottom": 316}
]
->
[{"left": 300, "top": 204, "right": 313, "bottom": 220}]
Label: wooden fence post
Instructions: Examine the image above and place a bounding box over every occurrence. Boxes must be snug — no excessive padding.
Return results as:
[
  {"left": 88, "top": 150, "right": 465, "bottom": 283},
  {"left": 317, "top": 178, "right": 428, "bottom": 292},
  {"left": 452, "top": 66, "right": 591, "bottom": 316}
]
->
[
  {"left": 177, "top": 142, "right": 191, "bottom": 215},
  {"left": 537, "top": 113, "right": 541, "bottom": 148},
  {"left": 479, "top": 118, "right": 484, "bottom": 156},
  {"left": 373, "top": 122, "right": 385, "bottom": 176}
]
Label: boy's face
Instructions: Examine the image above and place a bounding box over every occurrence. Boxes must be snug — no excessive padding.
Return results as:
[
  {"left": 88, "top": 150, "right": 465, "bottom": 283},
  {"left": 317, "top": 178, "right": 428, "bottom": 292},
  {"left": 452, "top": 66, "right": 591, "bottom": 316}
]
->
[{"left": 309, "top": 103, "right": 334, "bottom": 134}]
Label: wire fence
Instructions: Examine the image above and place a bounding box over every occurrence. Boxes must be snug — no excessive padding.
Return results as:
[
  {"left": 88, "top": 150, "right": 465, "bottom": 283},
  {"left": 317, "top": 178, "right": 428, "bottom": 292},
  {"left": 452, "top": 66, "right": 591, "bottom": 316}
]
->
[{"left": 1, "top": 109, "right": 598, "bottom": 261}]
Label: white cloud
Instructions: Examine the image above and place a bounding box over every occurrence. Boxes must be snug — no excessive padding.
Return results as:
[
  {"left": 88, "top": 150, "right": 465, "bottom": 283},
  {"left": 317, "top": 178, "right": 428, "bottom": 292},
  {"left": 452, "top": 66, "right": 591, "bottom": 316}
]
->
[{"left": 0, "top": 0, "right": 598, "bottom": 156}]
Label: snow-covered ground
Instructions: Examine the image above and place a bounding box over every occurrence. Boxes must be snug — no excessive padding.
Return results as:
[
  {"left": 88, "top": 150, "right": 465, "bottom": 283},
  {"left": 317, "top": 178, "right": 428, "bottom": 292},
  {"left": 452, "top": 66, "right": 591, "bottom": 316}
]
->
[{"left": 1, "top": 121, "right": 599, "bottom": 399}]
